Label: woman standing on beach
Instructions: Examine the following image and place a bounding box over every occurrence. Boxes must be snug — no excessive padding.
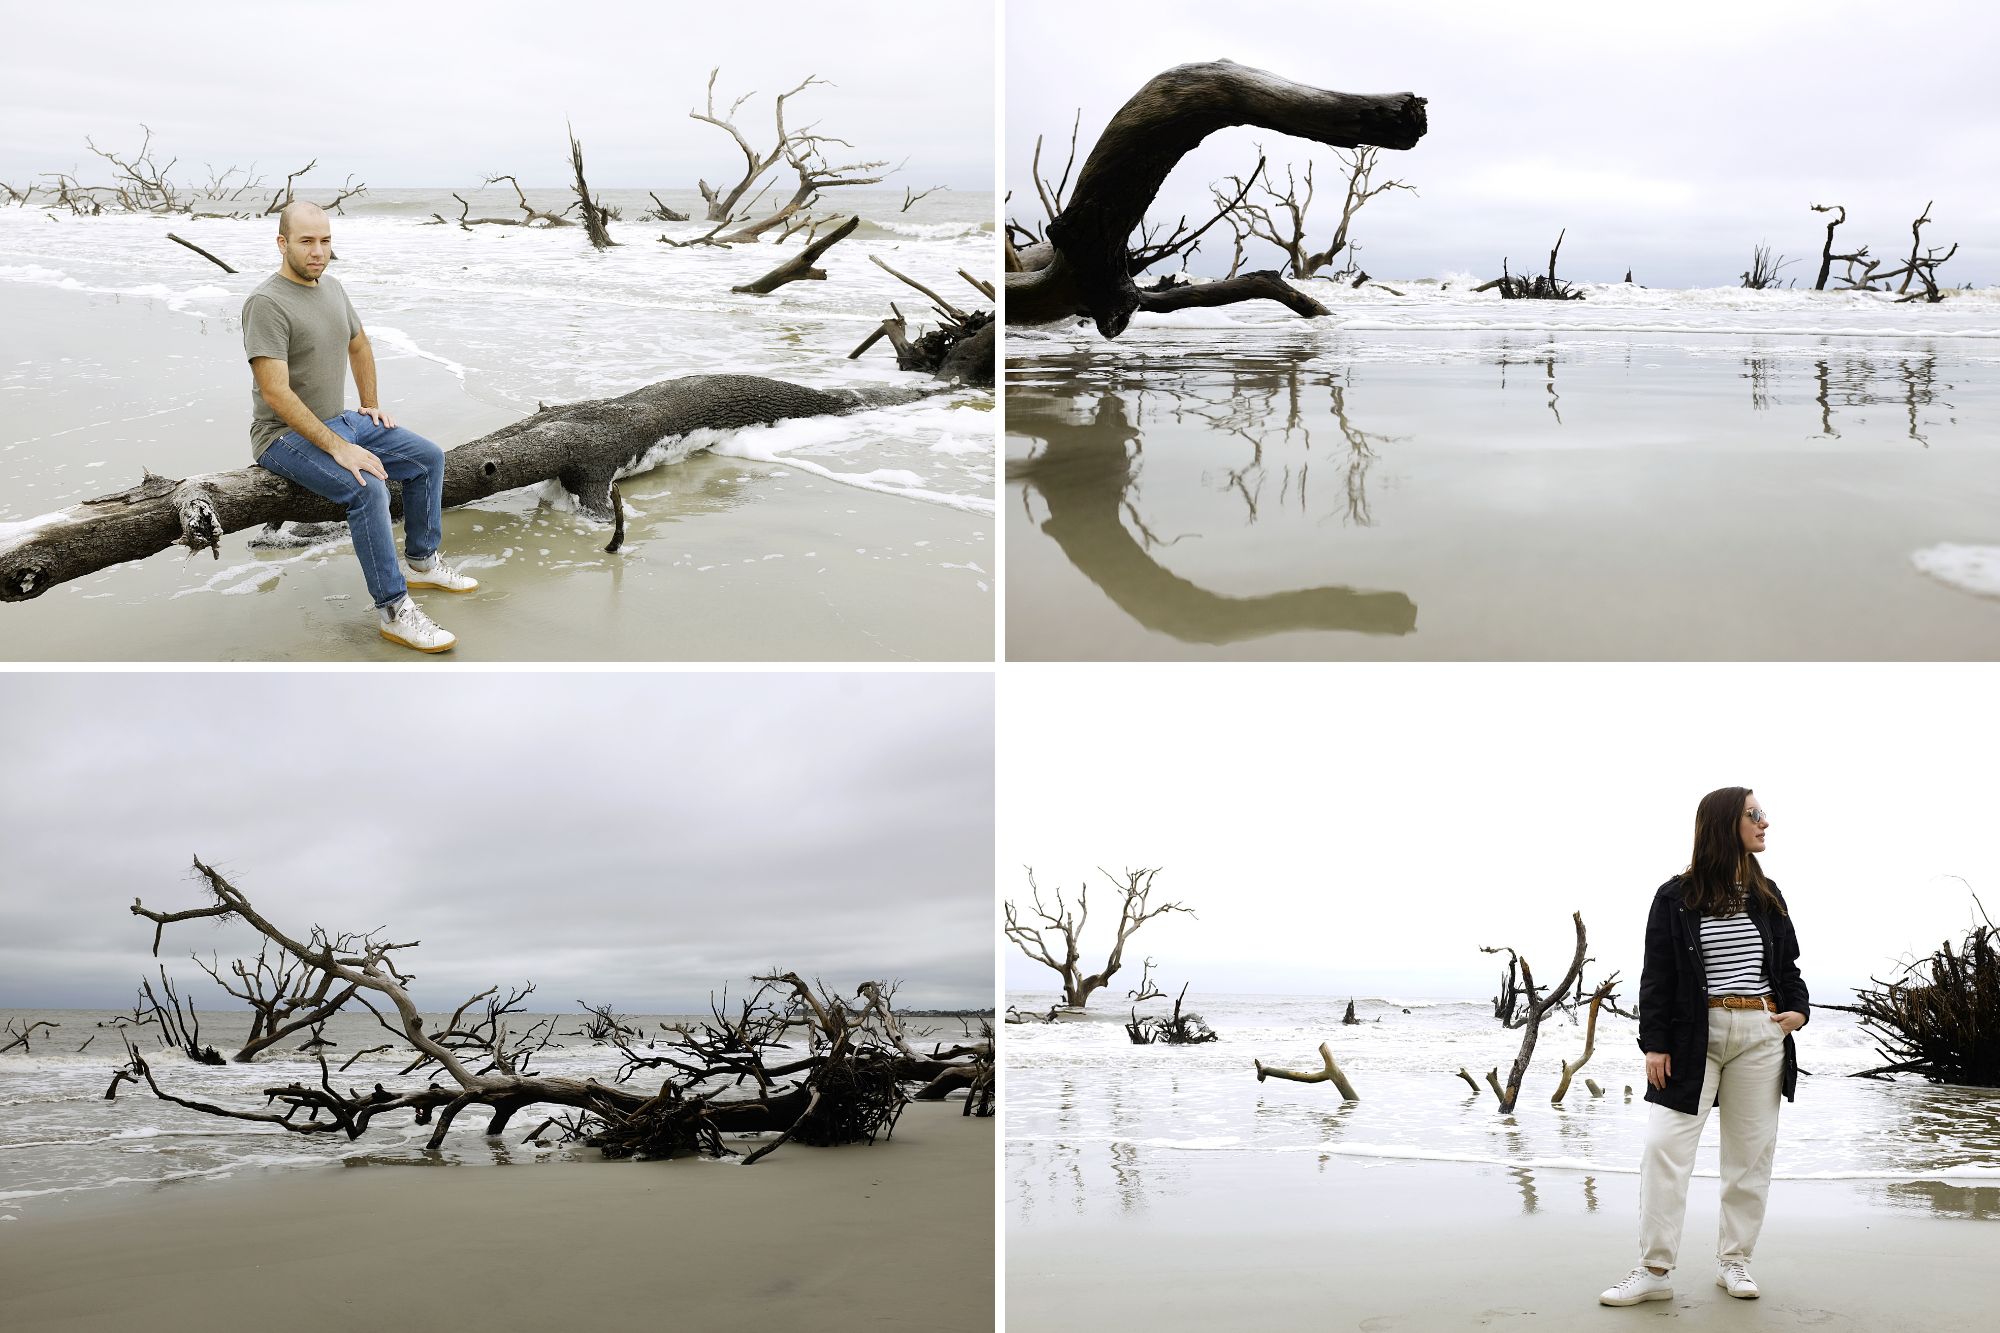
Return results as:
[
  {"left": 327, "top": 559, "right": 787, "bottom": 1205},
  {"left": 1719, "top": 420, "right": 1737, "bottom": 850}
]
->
[{"left": 1600, "top": 786, "right": 1809, "bottom": 1307}]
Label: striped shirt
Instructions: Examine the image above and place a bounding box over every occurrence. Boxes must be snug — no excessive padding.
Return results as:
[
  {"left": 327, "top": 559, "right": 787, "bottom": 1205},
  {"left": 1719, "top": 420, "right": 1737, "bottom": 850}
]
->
[{"left": 1700, "top": 908, "right": 1768, "bottom": 997}]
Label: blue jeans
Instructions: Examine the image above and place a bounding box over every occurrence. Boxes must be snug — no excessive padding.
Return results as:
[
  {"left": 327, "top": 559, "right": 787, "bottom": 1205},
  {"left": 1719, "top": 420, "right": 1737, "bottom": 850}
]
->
[{"left": 257, "top": 411, "right": 446, "bottom": 609}]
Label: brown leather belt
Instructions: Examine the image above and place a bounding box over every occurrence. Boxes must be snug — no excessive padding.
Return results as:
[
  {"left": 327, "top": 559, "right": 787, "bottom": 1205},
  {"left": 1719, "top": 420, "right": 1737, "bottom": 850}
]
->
[{"left": 1708, "top": 994, "right": 1775, "bottom": 1011}]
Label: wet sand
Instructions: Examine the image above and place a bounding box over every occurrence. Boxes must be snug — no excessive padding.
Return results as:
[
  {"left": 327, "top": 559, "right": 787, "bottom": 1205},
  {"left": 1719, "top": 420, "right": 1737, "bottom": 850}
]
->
[
  {"left": 0, "top": 1103, "right": 992, "bottom": 1331},
  {"left": 1, "top": 283, "right": 992, "bottom": 661},
  {"left": 1007, "top": 1148, "right": 1998, "bottom": 1331}
]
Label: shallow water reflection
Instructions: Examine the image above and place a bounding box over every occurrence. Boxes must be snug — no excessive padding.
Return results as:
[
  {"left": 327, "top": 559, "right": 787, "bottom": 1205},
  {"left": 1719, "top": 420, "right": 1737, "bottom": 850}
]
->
[{"left": 1007, "top": 334, "right": 2000, "bottom": 660}]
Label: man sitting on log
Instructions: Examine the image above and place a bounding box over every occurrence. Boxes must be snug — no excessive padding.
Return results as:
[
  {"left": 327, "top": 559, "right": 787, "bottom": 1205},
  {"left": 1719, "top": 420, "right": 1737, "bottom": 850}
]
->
[{"left": 244, "top": 201, "right": 475, "bottom": 652}]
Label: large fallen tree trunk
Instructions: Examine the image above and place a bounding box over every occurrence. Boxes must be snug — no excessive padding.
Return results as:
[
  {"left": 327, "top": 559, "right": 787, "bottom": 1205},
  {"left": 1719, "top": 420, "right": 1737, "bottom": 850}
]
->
[
  {"left": 114, "top": 858, "right": 984, "bottom": 1161},
  {"left": 0, "top": 375, "right": 931, "bottom": 601},
  {"left": 1007, "top": 61, "right": 1426, "bottom": 336}
]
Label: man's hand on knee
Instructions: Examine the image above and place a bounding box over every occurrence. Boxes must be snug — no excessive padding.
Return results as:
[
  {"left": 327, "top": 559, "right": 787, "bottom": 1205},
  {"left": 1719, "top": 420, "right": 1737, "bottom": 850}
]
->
[
  {"left": 357, "top": 405, "right": 398, "bottom": 429},
  {"left": 333, "top": 441, "right": 388, "bottom": 488}
]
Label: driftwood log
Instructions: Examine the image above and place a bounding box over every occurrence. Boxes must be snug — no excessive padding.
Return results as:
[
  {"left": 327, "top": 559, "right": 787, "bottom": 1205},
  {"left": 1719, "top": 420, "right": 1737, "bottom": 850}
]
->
[
  {"left": 1255, "top": 1041, "right": 1359, "bottom": 1099},
  {"left": 1549, "top": 975, "right": 1619, "bottom": 1105},
  {"left": 732, "top": 216, "right": 859, "bottom": 294},
  {"left": 1007, "top": 61, "right": 1426, "bottom": 336},
  {"left": 0, "top": 375, "right": 930, "bottom": 602}
]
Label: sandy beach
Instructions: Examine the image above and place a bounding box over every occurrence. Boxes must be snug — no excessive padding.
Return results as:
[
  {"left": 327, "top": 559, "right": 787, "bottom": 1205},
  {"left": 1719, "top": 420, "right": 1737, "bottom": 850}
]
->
[
  {"left": 1007, "top": 1149, "right": 1997, "bottom": 1331},
  {"left": 0, "top": 203, "right": 994, "bottom": 661},
  {"left": 0, "top": 1102, "right": 991, "bottom": 1331}
]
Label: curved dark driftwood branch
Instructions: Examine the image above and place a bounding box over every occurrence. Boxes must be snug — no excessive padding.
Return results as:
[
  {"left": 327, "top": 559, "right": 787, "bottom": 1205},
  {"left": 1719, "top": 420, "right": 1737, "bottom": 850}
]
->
[
  {"left": 1008, "top": 61, "right": 1426, "bottom": 336},
  {"left": 1, "top": 375, "right": 930, "bottom": 601}
]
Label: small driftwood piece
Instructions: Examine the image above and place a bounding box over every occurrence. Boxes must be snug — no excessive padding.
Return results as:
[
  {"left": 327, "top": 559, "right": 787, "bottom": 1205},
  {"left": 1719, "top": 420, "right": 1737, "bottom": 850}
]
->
[
  {"left": 1342, "top": 997, "right": 1360, "bottom": 1025},
  {"left": 1, "top": 375, "right": 930, "bottom": 600},
  {"left": 732, "top": 215, "right": 859, "bottom": 294},
  {"left": 1549, "top": 974, "right": 1620, "bottom": 1105},
  {"left": 1255, "top": 1041, "right": 1358, "bottom": 1100},
  {"left": 1454, "top": 1067, "right": 1481, "bottom": 1093},
  {"left": 1584, "top": 1078, "right": 1604, "bottom": 1098},
  {"left": 167, "top": 232, "right": 235, "bottom": 273}
]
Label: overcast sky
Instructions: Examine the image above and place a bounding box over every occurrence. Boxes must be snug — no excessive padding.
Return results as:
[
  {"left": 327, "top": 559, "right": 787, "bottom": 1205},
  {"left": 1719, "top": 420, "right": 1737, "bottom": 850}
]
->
[
  {"left": 0, "top": 672, "right": 993, "bottom": 1012},
  {"left": 1, "top": 1, "right": 993, "bottom": 191},
  {"left": 1003, "top": 663, "right": 1999, "bottom": 1002},
  {"left": 1008, "top": 0, "right": 2000, "bottom": 287}
]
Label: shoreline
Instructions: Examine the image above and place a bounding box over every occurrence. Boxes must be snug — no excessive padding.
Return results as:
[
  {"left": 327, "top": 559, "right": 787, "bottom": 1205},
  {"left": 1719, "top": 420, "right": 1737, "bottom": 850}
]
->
[
  {"left": 0, "top": 281, "right": 994, "bottom": 660},
  {"left": 0, "top": 1102, "right": 992, "bottom": 1330},
  {"left": 1007, "top": 1147, "right": 1998, "bottom": 1331}
]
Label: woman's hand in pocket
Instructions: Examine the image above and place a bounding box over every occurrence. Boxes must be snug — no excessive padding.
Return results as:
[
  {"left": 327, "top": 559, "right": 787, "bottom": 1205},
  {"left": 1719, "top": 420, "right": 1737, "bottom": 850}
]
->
[{"left": 1771, "top": 1011, "right": 1805, "bottom": 1034}]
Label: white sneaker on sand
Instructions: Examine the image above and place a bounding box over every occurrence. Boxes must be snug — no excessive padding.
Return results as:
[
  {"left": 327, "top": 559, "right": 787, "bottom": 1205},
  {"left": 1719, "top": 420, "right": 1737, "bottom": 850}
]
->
[
  {"left": 1600, "top": 1266, "right": 1673, "bottom": 1306},
  {"left": 400, "top": 551, "right": 478, "bottom": 593},
  {"left": 379, "top": 596, "right": 456, "bottom": 653},
  {"left": 1716, "top": 1260, "right": 1760, "bottom": 1299}
]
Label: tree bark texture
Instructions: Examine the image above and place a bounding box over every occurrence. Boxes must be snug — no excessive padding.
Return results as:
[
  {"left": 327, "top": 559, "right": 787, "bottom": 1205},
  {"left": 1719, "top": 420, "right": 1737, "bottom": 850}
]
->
[
  {"left": 1007, "top": 61, "right": 1426, "bottom": 336},
  {"left": 1, "top": 375, "right": 929, "bottom": 602}
]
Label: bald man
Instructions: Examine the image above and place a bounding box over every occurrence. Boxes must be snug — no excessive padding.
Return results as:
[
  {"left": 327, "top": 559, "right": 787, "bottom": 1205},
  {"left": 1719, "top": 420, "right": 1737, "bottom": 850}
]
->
[{"left": 244, "top": 200, "right": 474, "bottom": 652}]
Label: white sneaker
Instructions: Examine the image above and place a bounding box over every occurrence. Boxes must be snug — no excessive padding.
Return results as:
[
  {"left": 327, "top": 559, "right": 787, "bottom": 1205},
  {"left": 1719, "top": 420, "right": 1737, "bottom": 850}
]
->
[
  {"left": 378, "top": 596, "right": 456, "bottom": 653},
  {"left": 1716, "top": 1260, "right": 1759, "bottom": 1299},
  {"left": 400, "top": 551, "right": 478, "bottom": 593},
  {"left": 1599, "top": 1266, "right": 1673, "bottom": 1306}
]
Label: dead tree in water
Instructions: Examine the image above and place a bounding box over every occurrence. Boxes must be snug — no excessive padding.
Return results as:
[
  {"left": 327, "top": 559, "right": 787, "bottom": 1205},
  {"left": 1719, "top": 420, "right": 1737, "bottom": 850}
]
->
[
  {"left": 133, "top": 966, "right": 225, "bottom": 1065},
  {"left": 1005, "top": 866, "right": 1195, "bottom": 1008},
  {"left": 1, "top": 1018, "right": 60, "bottom": 1054},
  {"left": 690, "top": 69, "right": 825, "bottom": 223},
  {"left": 1810, "top": 203, "right": 1865, "bottom": 291},
  {"left": 568, "top": 126, "right": 616, "bottom": 250},
  {"left": 1006, "top": 61, "right": 1427, "bottom": 335},
  {"left": 112, "top": 857, "right": 984, "bottom": 1158},
  {"left": 0, "top": 375, "right": 934, "bottom": 602},
  {"left": 1126, "top": 982, "right": 1217, "bottom": 1044},
  {"left": 848, "top": 256, "right": 995, "bottom": 387},
  {"left": 178, "top": 939, "right": 360, "bottom": 1063},
  {"left": 1219, "top": 145, "right": 1414, "bottom": 280},
  {"left": 1847, "top": 896, "right": 1998, "bottom": 1085},
  {"left": 1888, "top": 201, "right": 1958, "bottom": 303},
  {"left": 1475, "top": 912, "right": 1590, "bottom": 1112},
  {"left": 1477, "top": 230, "right": 1585, "bottom": 300},
  {"left": 1741, "top": 243, "right": 1795, "bottom": 289},
  {"left": 1255, "top": 1042, "right": 1359, "bottom": 1099}
]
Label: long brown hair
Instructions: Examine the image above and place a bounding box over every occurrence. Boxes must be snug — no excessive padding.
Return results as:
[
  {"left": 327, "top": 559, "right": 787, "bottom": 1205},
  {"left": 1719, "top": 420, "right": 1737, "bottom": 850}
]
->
[{"left": 1683, "top": 786, "right": 1785, "bottom": 916}]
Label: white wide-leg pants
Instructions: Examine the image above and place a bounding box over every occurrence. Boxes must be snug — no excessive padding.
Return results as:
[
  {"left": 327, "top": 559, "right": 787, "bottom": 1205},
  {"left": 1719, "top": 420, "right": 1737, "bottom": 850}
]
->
[{"left": 1637, "top": 1005, "right": 1785, "bottom": 1271}]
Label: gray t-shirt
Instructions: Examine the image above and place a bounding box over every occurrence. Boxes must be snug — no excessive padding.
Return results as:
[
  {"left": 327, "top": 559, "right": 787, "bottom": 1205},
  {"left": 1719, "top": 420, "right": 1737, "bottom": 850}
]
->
[{"left": 242, "top": 272, "right": 361, "bottom": 460}]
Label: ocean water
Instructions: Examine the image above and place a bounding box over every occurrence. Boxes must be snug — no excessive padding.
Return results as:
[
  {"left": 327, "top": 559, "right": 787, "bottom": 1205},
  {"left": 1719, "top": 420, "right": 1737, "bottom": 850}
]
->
[
  {"left": 0, "top": 1004, "right": 990, "bottom": 1218},
  {"left": 1007, "top": 281, "right": 2000, "bottom": 660},
  {"left": 0, "top": 187, "right": 994, "bottom": 659},
  {"left": 1004, "top": 990, "right": 2000, "bottom": 1222}
]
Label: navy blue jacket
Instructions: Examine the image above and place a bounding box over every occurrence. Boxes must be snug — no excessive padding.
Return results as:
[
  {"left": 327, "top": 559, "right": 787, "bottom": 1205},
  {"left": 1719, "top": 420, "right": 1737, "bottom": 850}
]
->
[{"left": 1636, "top": 875, "right": 1810, "bottom": 1115}]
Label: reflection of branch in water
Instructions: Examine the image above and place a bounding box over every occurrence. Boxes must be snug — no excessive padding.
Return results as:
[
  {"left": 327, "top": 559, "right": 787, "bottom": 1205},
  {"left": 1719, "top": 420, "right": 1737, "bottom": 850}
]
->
[
  {"left": 1813, "top": 359, "right": 1839, "bottom": 439},
  {"left": 1496, "top": 341, "right": 1564, "bottom": 425},
  {"left": 1511, "top": 1165, "right": 1540, "bottom": 1215},
  {"left": 1745, "top": 355, "right": 1774, "bottom": 412},
  {"left": 1008, "top": 387, "right": 1417, "bottom": 643},
  {"left": 1582, "top": 1174, "right": 1599, "bottom": 1213},
  {"left": 1327, "top": 380, "right": 1399, "bottom": 526},
  {"left": 1810, "top": 353, "right": 1952, "bottom": 446}
]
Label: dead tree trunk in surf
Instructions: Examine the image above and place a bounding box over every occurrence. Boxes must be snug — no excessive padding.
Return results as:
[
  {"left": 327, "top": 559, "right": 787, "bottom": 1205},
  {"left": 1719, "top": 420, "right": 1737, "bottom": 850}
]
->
[
  {"left": 0, "top": 375, "right": 931, "bottom": 601},
  {"left": 1483, "top": 912, "right": 1590, "bottom": 1113},
  {"left": 1006, "top": 61, "right": 1427, "bottom": 336}
]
